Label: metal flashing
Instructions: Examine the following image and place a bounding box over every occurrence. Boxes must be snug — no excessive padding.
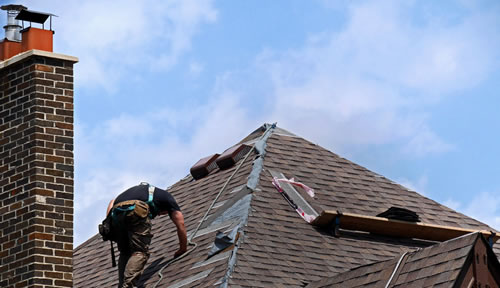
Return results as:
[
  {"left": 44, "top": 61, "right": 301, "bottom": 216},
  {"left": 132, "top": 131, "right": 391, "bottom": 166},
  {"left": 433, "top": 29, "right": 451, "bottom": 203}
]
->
[{"left": 270, "top": 170, "right": 319, "bottom": 219}]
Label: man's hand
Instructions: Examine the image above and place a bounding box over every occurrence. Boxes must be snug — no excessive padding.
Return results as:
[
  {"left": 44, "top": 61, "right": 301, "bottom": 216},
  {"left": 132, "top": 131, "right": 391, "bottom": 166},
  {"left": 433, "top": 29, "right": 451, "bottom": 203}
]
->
[{"left": 174, "top": 247, "right": 187, "bottom": 258}]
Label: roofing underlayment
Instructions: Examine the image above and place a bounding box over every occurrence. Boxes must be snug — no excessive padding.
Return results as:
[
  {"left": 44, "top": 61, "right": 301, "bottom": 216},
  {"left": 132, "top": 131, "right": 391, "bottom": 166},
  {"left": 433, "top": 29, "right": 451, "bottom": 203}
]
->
[{"left": 74, "top": 124, "right": 500, "bottom": 287}]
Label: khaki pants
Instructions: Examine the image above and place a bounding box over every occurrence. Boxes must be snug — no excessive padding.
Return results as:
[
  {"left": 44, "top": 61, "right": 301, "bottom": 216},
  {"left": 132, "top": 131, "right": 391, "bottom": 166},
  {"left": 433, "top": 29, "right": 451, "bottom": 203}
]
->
[{"left": 113, "top": 202, "right": 153, "bottom": 288}]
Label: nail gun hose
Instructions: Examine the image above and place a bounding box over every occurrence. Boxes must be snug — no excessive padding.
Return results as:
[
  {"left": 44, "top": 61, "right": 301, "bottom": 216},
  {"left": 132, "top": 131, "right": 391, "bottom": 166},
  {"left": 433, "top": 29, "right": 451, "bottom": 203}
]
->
[{"left": 152, "top": 241, "right": 197, "bottom": 288}]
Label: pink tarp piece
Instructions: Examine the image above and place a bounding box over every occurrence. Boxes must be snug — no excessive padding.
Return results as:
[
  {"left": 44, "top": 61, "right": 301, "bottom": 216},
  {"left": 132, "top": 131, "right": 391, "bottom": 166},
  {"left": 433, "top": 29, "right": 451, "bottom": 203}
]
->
[
  {"left": 273, "top": 177, "right": 315, "bottom": 197},
  {"left": 271, "top": 177, "right": 316, "bottom": 223}
]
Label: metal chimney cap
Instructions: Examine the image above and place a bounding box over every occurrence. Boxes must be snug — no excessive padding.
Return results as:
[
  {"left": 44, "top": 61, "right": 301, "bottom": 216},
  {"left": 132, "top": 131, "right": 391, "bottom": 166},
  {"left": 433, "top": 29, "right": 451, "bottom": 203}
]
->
[
  {"left": 16, "top": 9, "right": 56, "bottom": 24},
  {"left": 1, "top": 4, "right": 27, "bottom": 11}
]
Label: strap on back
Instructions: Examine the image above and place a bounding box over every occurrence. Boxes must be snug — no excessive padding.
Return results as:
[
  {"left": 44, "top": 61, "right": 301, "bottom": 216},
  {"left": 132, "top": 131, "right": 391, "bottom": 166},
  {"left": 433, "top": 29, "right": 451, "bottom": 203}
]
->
[
  {"left": 148, "top": 185, "right": 154, "bottom": 202},
  {"left": 146, "top": 184, "right": 157, "bottom": 218}
]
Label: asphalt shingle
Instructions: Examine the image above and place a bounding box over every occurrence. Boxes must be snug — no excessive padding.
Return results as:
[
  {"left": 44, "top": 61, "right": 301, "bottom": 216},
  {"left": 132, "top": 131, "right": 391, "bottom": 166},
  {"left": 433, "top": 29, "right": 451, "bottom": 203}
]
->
[
  {"left": 306, "top": 233, "right": 493, "bottom": 288},
  {"left": 74, "top": 125, "right": 500, "bottom": 287}
]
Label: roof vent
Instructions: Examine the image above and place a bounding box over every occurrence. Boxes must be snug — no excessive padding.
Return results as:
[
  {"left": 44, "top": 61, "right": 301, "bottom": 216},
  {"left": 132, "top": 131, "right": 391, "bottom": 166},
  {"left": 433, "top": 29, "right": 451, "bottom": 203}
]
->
[
  {"left": 1, "top": 4, "right": 26, "bottom": 41},
  {"left": 190, "top": 154, "right": 220, "bottom": 180},
  {"left": 377, "top": 207, "right": 420, "bottom": 222},
  {"left": 216, "top": 144, "right": 252, "bottom": 170}
]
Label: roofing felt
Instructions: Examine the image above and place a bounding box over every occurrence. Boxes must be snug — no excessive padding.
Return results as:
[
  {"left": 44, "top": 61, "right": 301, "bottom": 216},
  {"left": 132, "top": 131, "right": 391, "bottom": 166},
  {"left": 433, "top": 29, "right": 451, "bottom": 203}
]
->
[{"left": 73, "top": 124, "right": 500, "bottom": 287}]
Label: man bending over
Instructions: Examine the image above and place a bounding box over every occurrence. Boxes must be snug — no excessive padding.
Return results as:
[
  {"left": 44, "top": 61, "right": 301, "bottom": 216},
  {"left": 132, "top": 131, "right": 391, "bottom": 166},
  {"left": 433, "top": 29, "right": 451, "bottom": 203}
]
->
[{"left": 106, "top": 182, "right": 187, "bottom": 288}]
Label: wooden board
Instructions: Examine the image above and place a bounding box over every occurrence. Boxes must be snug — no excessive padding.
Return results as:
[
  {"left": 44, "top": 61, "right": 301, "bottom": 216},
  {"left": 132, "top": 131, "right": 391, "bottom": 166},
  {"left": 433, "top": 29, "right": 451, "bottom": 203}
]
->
[{"left": 312, "top": 210, "right": 500, "bottom": 243}]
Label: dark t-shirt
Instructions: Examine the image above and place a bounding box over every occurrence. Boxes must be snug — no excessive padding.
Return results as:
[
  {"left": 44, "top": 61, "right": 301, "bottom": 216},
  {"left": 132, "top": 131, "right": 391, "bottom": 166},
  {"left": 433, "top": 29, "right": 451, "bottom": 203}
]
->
[{"left": 115, "top": 183, "right": 180, "bottom": 217}]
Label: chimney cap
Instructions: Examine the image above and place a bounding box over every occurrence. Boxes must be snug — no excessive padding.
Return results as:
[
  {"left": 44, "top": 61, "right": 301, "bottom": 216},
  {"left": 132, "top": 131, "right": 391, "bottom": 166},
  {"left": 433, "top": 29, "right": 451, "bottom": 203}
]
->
[
  {"left": 16, "top": 9, "right": 56, "bottom": 24},
  {"left": 1, "top": 4, "right": 27, "bottom": 11}
]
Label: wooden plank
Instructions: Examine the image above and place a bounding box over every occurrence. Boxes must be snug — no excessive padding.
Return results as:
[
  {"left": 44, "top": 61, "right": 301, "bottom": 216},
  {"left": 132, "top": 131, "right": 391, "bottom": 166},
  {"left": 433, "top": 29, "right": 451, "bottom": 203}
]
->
[{"left": 312, "top": 211, "right": 500, "bottom": 243}]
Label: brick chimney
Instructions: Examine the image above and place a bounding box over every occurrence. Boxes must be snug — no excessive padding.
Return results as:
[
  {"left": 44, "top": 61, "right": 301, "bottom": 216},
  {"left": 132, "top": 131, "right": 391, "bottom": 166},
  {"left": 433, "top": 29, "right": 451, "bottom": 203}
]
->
[{"left": 0, "top": 5, "right": 78, "bottom": 288}]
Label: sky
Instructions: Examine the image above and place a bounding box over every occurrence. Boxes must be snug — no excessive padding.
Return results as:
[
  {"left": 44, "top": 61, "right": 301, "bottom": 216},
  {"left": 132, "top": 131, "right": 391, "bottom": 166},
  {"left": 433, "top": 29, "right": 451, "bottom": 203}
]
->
[{"left": 2, "top": 0, "right": 499, "bottom": 246}]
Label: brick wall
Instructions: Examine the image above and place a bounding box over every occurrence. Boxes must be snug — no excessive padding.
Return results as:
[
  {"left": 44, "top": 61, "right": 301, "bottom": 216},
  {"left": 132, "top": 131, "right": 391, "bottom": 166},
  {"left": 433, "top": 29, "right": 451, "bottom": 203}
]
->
[{"left": 0, "top": 51, "right": 77, "bottom": 288}]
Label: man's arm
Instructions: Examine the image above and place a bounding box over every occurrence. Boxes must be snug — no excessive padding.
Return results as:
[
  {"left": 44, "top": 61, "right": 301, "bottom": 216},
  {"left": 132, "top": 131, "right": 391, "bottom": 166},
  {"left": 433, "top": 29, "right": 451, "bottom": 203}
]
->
[
  {"left": 106, "top": 198, "right": 115, "bottom": 216},
  {"left": 170, "top": 210, "right": 188, "bottom": 258}
]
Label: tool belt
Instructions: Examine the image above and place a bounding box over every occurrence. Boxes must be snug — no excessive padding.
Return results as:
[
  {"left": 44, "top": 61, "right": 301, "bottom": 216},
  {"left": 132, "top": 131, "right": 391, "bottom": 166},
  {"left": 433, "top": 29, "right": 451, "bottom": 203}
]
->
[
  {"left": 112, "top": 200, "right": 150, "bottom": 219},
  {"left": 112, "top": 183, "right": 157, "bottom": 219}
]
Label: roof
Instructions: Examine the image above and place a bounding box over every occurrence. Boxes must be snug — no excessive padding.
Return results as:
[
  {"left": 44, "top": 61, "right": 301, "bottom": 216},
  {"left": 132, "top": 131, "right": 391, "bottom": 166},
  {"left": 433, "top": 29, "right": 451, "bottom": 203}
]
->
[
  {"left": 74, "top": 124, "right": 500, "bottom": 287},
  {"left": 307, "top": 232, "right": 500, "bottom": 287}
]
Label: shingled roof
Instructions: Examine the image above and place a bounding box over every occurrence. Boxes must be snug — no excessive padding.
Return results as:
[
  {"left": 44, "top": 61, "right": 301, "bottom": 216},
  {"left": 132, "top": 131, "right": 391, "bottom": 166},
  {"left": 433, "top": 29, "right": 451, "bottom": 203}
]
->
[
  {"left": 307, "top": 232, "right": 500, "bottom": 287},
  {"left": 74, "top": 124, "right": 500, "bottom": 287}
]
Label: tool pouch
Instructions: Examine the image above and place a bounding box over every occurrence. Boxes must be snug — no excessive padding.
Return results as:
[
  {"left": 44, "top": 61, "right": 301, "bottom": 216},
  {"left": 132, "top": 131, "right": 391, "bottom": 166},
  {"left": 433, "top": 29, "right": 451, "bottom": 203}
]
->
[
  {"left": 133, "top": 201, "right": 150, "bottom": 219},
  {"left": 98, "top": 214, "right": 116, "bottom": 242}
]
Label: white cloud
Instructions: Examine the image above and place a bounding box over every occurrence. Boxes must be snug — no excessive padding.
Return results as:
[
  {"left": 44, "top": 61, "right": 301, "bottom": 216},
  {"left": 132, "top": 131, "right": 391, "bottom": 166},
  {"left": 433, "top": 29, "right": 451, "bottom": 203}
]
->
[
  {"left": 403, "top": 128, "right": 454, "bottom": 157},
  {"left": 103, "top": 114, "right": 154, "bottom": 139},
  {"left": 189, "top": 61, "right": 204, "bottom": 76},
  {"left": 23, "top": 0, "right": 217, "bottom": 91},
  {"left": 229, "top": 0, "right": 499, "bottom": 156},
  {"left": 443, "top": 198, "right": 461, "bottom": 211},
  {"left": 73, "top": 94, "right": 259, "bottom": 246},
  {"left": 398, "top": 175, "right": 429, "bottom": 196},
  {"left": 68, "top": 0, "right": 500, "bottom": 245},
  {"left": 445, "top": 192, "right": 500, "bottom": 231}
]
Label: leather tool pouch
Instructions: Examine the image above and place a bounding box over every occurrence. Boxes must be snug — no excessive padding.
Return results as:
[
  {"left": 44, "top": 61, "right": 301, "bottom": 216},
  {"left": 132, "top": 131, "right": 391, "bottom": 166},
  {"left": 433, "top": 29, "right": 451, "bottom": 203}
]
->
[{"left": 133, "top": 201, "right": 150, "bottom": 219}]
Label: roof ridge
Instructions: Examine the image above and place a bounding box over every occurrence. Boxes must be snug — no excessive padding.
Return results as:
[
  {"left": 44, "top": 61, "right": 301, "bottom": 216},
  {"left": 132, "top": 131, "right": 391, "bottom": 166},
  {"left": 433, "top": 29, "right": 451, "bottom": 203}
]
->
[
  {"left": 218, "top": 123, "right": 276, "bottom": 288},
  {"left": 246, "top": 123, "right": 276, "bottom": 191}
]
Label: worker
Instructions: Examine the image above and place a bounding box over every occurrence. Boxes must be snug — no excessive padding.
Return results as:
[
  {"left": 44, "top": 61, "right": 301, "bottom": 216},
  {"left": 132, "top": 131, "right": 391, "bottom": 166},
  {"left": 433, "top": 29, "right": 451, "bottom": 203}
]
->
[{"left": 106, "top": 182, "right": 187, "bottom": 288}]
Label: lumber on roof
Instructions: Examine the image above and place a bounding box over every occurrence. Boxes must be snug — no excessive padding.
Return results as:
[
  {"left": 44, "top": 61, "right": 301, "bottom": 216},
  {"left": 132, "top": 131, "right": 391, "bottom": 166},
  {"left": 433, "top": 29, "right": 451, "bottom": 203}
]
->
[{"left": 312, "top": 210, "right": 500, "bottom": 243}]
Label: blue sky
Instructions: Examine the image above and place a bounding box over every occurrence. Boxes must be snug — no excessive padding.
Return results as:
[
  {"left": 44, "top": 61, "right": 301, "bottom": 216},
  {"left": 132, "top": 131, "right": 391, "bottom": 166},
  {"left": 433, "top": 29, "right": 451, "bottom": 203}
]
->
[{"left": 5, "top": 0, "right": 500, "bottom": 246}]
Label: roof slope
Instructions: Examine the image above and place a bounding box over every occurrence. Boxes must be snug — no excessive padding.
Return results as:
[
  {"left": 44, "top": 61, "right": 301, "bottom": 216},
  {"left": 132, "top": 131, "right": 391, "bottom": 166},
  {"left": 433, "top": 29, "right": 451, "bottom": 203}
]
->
[
  {"left": 74, "top": 124, "right": 499, "bottom": 287},
  {"left": 307, "top": 232, "right": 500, "bottom": 287}
]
